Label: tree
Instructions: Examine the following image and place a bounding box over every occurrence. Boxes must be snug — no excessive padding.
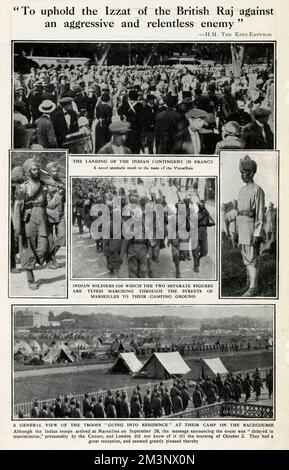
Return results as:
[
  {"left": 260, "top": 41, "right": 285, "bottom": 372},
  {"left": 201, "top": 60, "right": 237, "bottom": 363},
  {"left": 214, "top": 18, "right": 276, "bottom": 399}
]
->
[{"left": 230, "top": 44, "right": 245, "bottom": 78}]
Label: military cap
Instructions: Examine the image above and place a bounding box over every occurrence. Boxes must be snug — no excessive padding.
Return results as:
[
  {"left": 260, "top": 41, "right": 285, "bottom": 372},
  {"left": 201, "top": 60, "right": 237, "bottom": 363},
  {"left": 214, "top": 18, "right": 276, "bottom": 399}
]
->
[
  {"left": 239, "top": 155, "right": 257, "bottom": 174},
  {"left": 59, "top": 96, "right": 73, "bottom": 105},
  {"left": 109, "top": 121, "right": 131, "bottom": 134},
  {"left": 185, "top": 108, "right": 209, "bottom": 121}
]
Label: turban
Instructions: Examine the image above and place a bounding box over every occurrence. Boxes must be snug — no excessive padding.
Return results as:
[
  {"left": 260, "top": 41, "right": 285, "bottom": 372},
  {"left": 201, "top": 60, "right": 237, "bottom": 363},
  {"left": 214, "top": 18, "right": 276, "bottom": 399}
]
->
[
  {"left": 46, "top": 162, "right": 59, "bottom": 173},
  {"left": 239, "top": 155, "right": 257, "bottom": 174},
  {"left": 11, "top": 166, "right": 24, "bottom": 183},
  {"left": 23, "top": 158, "right": 40, "bottom": 176}
]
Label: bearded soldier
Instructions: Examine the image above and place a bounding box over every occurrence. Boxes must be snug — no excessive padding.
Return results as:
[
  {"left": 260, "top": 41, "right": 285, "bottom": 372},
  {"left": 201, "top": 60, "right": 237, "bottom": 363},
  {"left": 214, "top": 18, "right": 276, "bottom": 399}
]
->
[
  {"left": 237, "top": 155, "right": 265, "bottom": 297},
  {"left": 45, "top": 162, "right": 66, "bottom": 269},
  {"left": 13, "top": 158, "right": 50, "bottom": 289}
]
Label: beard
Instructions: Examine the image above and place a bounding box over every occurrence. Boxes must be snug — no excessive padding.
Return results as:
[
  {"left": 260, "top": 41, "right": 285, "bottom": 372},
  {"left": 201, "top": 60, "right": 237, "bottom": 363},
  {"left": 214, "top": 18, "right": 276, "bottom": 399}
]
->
[{"left": 30, "top": 171, "right": 40, "bottom": 181}]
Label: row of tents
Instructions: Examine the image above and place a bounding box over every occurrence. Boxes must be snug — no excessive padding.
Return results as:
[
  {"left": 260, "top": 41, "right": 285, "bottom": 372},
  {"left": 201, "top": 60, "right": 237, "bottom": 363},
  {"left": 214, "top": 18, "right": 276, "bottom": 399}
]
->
[{"left": 110, "top": 352, "right": 229, "bottom": 380}]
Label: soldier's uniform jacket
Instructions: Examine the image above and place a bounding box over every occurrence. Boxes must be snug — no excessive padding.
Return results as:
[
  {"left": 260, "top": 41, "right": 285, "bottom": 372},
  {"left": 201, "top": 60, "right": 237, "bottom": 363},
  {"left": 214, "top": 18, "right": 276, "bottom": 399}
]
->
[
  {"left": 237, "top": 182, "right": 265, "bottom": 245},
  {"left": 46, "top": 177, "right": 65, "bottom": 224},
  {"left": 13, "top": 180, "right": 48, "bottom": 238}
]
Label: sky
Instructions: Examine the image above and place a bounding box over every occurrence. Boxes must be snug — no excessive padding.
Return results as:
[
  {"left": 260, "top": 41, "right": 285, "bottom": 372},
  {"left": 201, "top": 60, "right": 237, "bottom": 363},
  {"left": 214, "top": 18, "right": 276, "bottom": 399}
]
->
[
  {"left": 17, "top": 305, "right": 273, "bottom": 321},
  {"left": 221, "top": 151, "right": 278, "bottom": 206}
]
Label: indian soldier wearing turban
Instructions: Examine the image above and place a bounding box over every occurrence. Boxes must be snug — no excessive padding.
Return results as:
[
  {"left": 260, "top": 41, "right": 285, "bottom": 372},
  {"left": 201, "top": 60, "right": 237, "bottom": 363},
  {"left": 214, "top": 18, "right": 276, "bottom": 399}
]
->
[
  {"left": 236, "top": 155, "right": 265, "bottom": 296},
  {"left": 13, "top": 157, "right": 65, "bottom": 289},
  {"left": 13, "top": 158, "right": 50, "bottom": 289},
  {"left": 45, "top": 162, "right": 66, "bottom": 269}
]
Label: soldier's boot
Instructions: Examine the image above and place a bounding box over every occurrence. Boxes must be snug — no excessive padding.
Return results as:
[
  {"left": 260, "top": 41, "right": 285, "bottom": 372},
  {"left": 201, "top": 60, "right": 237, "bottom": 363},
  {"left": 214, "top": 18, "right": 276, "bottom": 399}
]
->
[
  {"left": 193, "top": 256, "right": 200, "bottom": 273},
  {"left": 175, "top": 263, "right": 181, "bottom": 278},
  {"left": 26, "top": 269, "right": 38, "bottom": 290},
  {"left": 241, "top": 266, "right": 259, "bottom": 297}
]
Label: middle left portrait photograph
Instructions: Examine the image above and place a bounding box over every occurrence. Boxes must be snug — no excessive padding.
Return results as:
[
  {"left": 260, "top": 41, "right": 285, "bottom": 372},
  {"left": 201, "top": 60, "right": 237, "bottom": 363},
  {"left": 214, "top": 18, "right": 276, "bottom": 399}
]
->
[{"left": 9, "top": 150, "right": 68, "bottom": 298}]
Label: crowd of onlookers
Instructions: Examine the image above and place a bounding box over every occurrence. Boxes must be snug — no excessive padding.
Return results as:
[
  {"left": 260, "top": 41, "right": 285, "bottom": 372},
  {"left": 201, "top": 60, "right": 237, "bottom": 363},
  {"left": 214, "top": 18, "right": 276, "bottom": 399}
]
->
[{"left": 14, "top": 61, "right": 274, "bottom": 154}]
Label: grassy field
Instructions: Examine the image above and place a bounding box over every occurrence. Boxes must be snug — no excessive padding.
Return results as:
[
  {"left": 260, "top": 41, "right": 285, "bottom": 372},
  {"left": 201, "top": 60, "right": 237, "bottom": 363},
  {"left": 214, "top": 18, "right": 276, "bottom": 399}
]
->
[
  {"left": 221, "top": 245, "right": 276, "bottom": 297},
  {"left": 14, "top": 350, "right": 273, "bottom": 404},
  {"left": 14, "top": 368, "right": 161, "bottom": 403}
]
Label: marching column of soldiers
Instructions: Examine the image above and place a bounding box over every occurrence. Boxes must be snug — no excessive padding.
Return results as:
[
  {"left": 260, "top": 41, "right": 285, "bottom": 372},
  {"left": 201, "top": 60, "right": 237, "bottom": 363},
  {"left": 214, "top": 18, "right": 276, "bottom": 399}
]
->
[
  {"left": 22, "top": 368, "right": 273, "bottom": 418},
  {"left": 11, "top": 157, "right": 66, "bottom": 290},
  {"left": 72, "top": 178, "right": 215, "bottom": 279}
]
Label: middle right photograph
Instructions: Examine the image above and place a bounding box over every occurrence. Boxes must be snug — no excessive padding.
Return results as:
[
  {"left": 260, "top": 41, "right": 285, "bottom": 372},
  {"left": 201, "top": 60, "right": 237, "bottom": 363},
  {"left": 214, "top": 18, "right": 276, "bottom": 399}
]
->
[{"left": 220, "top": 150, "right": 278, "bottom": 299}]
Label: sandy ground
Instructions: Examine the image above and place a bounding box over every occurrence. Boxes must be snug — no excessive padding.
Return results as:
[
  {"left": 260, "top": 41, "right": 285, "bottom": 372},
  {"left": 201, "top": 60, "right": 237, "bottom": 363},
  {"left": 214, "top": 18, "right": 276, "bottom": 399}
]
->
[
  {"left": 10, "top": 247, "right": 67, "bottom": 297},
  {"left": 72, "top": 202, "right": 216, "bottom": 280}
]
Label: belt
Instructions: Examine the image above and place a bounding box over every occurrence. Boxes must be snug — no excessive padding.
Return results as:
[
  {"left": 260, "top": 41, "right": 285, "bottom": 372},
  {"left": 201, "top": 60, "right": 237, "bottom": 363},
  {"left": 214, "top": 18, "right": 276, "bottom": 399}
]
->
[{"left": 238, "top": 210, "right": 255, "bottom": 218}]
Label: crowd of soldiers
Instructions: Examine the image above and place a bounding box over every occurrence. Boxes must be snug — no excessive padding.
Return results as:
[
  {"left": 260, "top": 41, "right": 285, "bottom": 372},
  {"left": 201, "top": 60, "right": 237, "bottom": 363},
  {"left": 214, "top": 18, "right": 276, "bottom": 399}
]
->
[
  {"left": 72, "top": 177, "right": 215, "bottom": 278},
  {"left": 11, "top": 157, "right": 66, "bottom": 290},
  {"left": 22, "top": 369, "right": 273, "bottom": 419},
  {"left": 14, "top": 61, "right": 274, "bottom": 154}
]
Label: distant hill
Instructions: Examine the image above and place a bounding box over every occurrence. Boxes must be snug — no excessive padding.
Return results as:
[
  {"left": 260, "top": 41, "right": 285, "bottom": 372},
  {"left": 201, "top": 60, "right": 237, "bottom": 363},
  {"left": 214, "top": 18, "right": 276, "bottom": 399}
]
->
[{"left": 43, "top": 311, "right": 271, "bottom": 331}]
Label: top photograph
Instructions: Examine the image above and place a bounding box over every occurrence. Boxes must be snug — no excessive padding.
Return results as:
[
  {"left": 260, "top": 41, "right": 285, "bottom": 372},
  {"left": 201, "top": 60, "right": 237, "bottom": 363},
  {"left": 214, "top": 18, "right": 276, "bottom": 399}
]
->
[{"left": 12, "top": 41, "right": 275, "bottom": 155}]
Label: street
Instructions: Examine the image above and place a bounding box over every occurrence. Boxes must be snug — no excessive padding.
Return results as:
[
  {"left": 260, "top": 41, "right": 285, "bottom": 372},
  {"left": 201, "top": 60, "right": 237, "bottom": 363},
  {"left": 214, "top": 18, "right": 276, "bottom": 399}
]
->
[{"left": 72, "top": 202, "right": 216, "bottom": 280}]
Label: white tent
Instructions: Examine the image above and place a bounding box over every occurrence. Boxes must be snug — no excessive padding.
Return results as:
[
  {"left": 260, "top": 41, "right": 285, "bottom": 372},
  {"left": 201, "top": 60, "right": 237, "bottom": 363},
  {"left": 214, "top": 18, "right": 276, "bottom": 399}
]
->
[
  {"left": 43, "top": 348, "right": 74, "bottom": 364},
  {"left": 28, "top": 340, "right": 41, "bottom": 353},
  {"left": 110, "top": 352, "right": 143, "bottom": 374},
  {"left": 136, "top": 352, "right": 190, "bottom": 379},
  {"left": 202, "top": 357, "right": 228, "bottom": 378},
  {"left": 15, "top": 341, "right": 33, "bottom": 355}
]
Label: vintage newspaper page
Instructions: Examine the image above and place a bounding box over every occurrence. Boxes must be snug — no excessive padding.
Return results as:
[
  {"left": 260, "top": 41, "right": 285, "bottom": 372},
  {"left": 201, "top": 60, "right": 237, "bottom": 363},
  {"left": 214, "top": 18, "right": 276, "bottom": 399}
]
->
[{"left": 0, "top": 0, "right": 288, "bottom": 458}]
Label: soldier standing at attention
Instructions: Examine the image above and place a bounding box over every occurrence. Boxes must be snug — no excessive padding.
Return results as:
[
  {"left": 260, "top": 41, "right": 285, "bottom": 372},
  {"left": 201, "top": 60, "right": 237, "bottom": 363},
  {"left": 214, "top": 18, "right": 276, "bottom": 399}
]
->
[
  {"left": 13, "top": 158, "right": 50, "bottom": 290},
  {"left": 237, "top": 155, "right": 265, "bottom": 297}
]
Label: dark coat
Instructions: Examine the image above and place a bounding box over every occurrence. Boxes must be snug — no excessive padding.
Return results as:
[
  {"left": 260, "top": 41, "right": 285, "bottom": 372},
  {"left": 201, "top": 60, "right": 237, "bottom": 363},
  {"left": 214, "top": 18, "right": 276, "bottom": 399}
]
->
[
  {"left": 242, "top": 121, "right": 274, "bottom": 149},
  {"left": 155, "top": 107, "right": 181, "bottom": 154},
  {"left": 118, "top": 100, "right": 144, "bottom": 153},
  {"left": 94, "top": 102, "right": 113, "bottom": 152},
  {"left": 173, "top": 128, "right": 206, "bottom": 155},
  {"left": 35, "top": 115, "right": 58, "bottom": 148},
  {"left": 51, "top": 106, "right": 79, "bottom": 147},
  {"left": 97, "top": 141, "right": 132, "bottom": 155}
]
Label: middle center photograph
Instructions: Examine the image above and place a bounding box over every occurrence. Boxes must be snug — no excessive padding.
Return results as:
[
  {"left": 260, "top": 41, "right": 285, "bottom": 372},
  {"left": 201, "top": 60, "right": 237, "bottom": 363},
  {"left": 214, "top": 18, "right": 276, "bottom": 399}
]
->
[{"left": 71, "top": 176, "right": 216, "bottom": 280}]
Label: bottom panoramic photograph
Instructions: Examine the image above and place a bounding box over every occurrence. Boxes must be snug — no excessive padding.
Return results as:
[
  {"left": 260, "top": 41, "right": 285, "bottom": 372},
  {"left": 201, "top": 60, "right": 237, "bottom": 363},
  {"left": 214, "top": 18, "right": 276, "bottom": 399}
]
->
[{"left": 13, "top": 304, "right": 274, "bottom": 420}]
